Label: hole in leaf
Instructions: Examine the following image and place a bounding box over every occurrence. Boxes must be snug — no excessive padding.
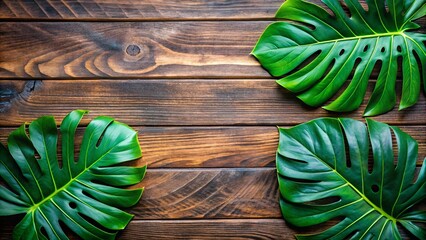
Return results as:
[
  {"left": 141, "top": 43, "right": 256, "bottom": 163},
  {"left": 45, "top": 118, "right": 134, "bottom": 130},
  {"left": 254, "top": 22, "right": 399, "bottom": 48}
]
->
[
  {"left": 349, "top": 58, "right": 362, "bottom": 79},
  {"left": 287, "top": 215, "right": 345, "bottom": 235},
  {"left": 411, "top": 166, "right": 421, "bottom": 184},
  {"left": 363, "top": 45, "right": 369, "bottom": 52},
  {"left": 341, "top": 127, "right": 352, "bottom": 168},
  {"left": 396, "top": 55, "right": 403, "bottom": 87},
  {"left": 381, "top": 47, "right": 385, "bottom": 53},
  {"left": 58, "top": 220, "right": 75, "bottom": 238},
  {"left": 34, "top": 151, "right": 41, "bottom": 161},
  {"left": 371, "top": 184, "right": 379, "bottom": 192},
  {"left": 339, "top": 49, "right": 345, "bottom": 56},
  {"left": 40, "top": 227, "right": 48, "bottom": 239},
  {"left": 95, "top": 121, "right": 113, "bottom": 148},
  {"left": 72, "top": 128, "right": 85, "bottom": 163},
  {"left": 82, "top": 190, "right": 100, "bottom": 202},
  {"left": 78, "top": 212, "right": 116, "bottom": 234},
  {"left": 318, "top": 2, "right": 335, "bottom": 17},
  {"left": 361, "top": 2, "right": 369, "bottom": 12},
  {"left": 280, "top": 175, "right": 321, "bottom": 184},
  {"left": 24, "top": 123, "right": 30, "bottom": 137},
  {"left": 390, "top": 129, "right": 398, "bottom": 167},
  {"left": 57, "top": 130, "right": 63, "bottom": 169},
  {"left": 338, "top": 0, "right": 351, "bottom": 18},
  {"left": 321, "top": 58, "right": 336, "bottom": 79},
  {"left": 367, "top": 136, "right": 375, "bottom": 174},
  {"left": 96, "top": 130, "right": 106, "bottom": 148},
  {"left": 412, "top": 50, "right": 423, "bottom": 84},
  {"left": 371, "top": 59, "right": 383, "bottom": 82},
  {"left": 384, "top": 0, "right": 389, "bottom": 12},
  {"left": 344, "top": 230, "right": 360, "bottom": 239},
  {"left": 293, "top": 21, "right": 316, "bottom": 31},
  {"left": 89, "top": 179, "right": 106, "bottom": 185},
  {"left": 307, "top": 196, "right": 341, "bottom": 206},
  {"left": 396, "top": 45, "right": 402, "bottom": 52},
  {"left": 69, "top": 202, "right": 77, "bottom": 209},
  {"left": 285, "top": 50, "right": 322, "bottom": 76}
]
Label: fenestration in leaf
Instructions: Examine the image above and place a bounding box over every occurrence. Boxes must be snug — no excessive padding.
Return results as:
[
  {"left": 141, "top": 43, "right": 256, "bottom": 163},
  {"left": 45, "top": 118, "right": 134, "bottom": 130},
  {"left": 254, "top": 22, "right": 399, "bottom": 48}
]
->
[
  {"left": 252, "top": 0, "right": 426, "bottom": 116},
  {"left": 277, "top": 118, "right": 425, "bottom": 239},
  {"left": 0, "top": 110, "right": 146, "bottom": 240}
]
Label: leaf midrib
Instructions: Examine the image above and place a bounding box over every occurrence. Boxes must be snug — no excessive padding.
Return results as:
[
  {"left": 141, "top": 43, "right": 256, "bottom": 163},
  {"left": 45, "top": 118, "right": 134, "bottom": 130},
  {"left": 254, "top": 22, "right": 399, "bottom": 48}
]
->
[
  {"left": 28, "top": 135, "right": 125, "bottom": 213},
  {"left": 285, "top": 132, "right": 397, "bottom": 222},
  {"left": 258, "top": 31, "right": 405, "bottom": 53}
]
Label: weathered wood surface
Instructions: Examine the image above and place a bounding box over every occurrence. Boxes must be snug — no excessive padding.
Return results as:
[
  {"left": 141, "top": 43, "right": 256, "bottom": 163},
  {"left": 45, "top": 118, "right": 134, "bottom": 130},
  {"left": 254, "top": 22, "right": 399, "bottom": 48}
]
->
[
  {"left": 0, "top": 0, "right": 282, "bottom": 20},
  {"left": 0, "top": 0, "right": 425, "bottom": 239},
  {"left": 0, "top": 125, "right": 425, "bottom": 167},
  {"left": 1, "top": 80, "right": 425, "bottom": 126},
  {"left": 1, "top": 20, "right": 424, "bottom": 79},
  {"left": 120, "top": 220, "right": 293, "bottom": 239},
  {"left": 133, "top": 168, "right": 279, "bottom": 219},
  {"left": 0, "top": 219, "right": 294, "bottom": 240},
  {"left": 0, "top": 22, "right": 265, "bottom": 78}
]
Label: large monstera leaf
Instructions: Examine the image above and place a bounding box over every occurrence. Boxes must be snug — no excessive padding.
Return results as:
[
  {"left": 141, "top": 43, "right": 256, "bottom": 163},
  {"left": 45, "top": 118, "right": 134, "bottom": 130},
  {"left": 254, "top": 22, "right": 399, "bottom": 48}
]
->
[
  {"left": 252, "top": 0, "right": 426, "bottom": 116},
  {"left": 277, "top": 118, "right": 425, "bottom": 239},
  {"left": 0, "top": 110, "right": 146, "bottom": 239}
]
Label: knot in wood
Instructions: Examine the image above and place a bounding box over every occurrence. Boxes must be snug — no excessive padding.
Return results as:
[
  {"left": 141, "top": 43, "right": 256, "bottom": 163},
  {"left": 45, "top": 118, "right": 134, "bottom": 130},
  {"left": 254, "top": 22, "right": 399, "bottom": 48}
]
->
[{"left": 126, "top": 44, "right": 141, "bottom": 56}]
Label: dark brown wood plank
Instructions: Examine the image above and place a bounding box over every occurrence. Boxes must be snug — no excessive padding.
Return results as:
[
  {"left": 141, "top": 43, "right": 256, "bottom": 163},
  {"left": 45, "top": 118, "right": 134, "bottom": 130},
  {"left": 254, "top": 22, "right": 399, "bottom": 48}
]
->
[
  {"left": 0, "top": 125, "right": 424, "bottom": 167},
  {"left": 0, "top": 219, "right": 293, "bottom": 240},
  {"left": 119, "top": 219, "right": 292, "bottom": 239},
  {"left": 0, "top": 0, "right": 282, "bottom": 20},
  {"left": 131, "top": 168, "right": 279, "bottom": 219},
  {"left": 1, "top": 218, "right": 419, "bottom": 239},
  {"left": 0, "top": 80, "right": 425, "bottom": 126},
  {"left": 119, "top": 219, "right": 416, "bottom": 239},
  {"left": 0, "top": 21, "right": 266, "bottom": 78},
  {"left": 1, "top": 21, "right": 424, "bottom": 79},
  {"left": 0, "top": 218, "right": 418, "bottom": 240}
]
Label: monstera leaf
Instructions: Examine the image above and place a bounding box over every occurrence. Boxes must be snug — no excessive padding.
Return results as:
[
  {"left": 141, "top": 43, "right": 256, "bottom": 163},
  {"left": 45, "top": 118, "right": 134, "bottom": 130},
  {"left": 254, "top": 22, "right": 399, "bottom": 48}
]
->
[
  {"left": 0, "top": 110, "right": 146, "bottom": 239},
  {"left": 252, "top": 0, "right": 426, "bottom": 116},
  {"left": 277, "top": 118, "right": 425, "bottom": 239}
]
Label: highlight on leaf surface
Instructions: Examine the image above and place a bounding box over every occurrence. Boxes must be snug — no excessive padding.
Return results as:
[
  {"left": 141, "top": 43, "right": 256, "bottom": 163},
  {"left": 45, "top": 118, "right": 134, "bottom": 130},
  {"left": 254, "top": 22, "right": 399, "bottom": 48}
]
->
[
  {"left": 277, "top": 118, "right": 426, "bottom": 239},
  {"left": 0, "top": 110, "right": 146, "bottom": 240},
  {"left": 252, "top": 0, "right": 426, "bottom": 116}
]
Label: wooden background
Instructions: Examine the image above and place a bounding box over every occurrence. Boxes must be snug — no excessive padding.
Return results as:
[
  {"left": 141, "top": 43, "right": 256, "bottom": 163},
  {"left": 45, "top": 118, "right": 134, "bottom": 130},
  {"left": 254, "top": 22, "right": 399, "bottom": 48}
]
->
[{"left": 0, "top": 0, "right": 425, "bottom": 239}]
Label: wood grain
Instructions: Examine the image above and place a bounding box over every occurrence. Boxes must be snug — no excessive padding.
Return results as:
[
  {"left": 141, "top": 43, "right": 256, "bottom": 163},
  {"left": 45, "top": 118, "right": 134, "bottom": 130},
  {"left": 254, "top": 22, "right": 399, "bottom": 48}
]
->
[
  {"left": 1, "top": 80, "right": 425, "bottom": 126},
  {"left": 1, "top": 20, "right": 424, "bottom": 79},
  {"left": 0, "top": 218, "right": 418, "bottom": 240},
  {"left": 119, "top": 219, "right": 292, "bottom": 239},
  {"left": 132, "top": 168, "right": 279, "bottom": 219},
  {"left": 0, "top": 21, "right": 266, "bottom": 78},
  {"left": 1, "top": 0, "right": 425, "bottom": 239},
  {"left": 0, "top": 219, "right": 293, "bottom": 240},
  {"left": 0, "top": 125, "right": 424, "bottom": 168},
  {"left": 0, "top": 0, "right": 282, "bottom": 20}
]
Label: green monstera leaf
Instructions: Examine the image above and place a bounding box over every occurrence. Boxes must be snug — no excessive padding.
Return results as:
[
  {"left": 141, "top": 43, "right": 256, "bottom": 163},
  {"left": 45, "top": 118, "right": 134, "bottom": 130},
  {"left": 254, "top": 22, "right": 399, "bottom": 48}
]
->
[
  {"left": 252, "top": 0, "right": 426, "bottom": 116},
  {"left": 0, "top": 110, "right": 146, "bottom": 239},
  {"left": 277, "top": 118, "right": 425, "bottom": 239}
]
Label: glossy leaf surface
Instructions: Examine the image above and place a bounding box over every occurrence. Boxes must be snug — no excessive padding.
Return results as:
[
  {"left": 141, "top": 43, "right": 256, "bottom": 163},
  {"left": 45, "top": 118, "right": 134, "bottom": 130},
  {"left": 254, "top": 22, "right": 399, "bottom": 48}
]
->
[
  {"left": 0, "top": 110, "right": 146, "bottom": 240},
  {"left": 277, "top": 118, "right": 425, "bottom": 239},
  {"left": 253, "top": 0, "right": 426, "bottom": 116}
]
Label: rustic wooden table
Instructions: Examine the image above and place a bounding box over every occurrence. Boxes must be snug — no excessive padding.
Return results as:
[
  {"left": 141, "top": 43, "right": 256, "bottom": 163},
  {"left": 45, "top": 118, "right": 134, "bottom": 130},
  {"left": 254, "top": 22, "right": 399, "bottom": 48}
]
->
[{"left": 0, "top": 0, "right": 425, "bottom": 239}]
